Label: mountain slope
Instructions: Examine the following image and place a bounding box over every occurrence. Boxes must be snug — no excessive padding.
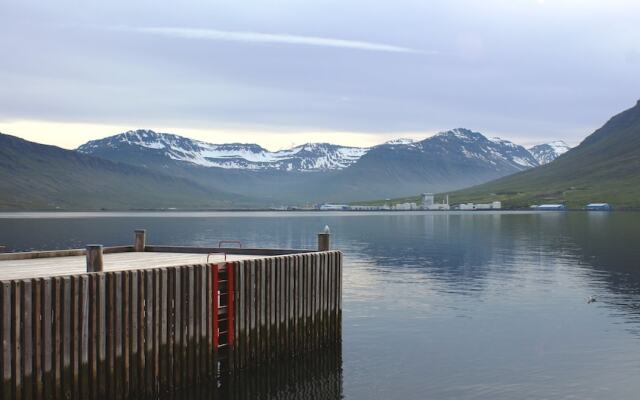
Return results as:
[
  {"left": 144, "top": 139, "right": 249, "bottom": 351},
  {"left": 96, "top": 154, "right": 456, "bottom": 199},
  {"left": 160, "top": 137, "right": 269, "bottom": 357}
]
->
[
  {"left": 0, "top": 133, "right": 255, "bottom": 210},
  {"left": 451, "top": 100, "right": 640, "bottom": 208},
  {"left": 528, "top": 141, "right": 570, "bottom": 165},
  {"left": 310, "top": 129, "right": 539, "bottom": 201},
  {"left": 75, "top": 128, "right": 542, "bottom": 203},
  {"left": 78, "top": 130, "right": 368, "bottom": 171}
]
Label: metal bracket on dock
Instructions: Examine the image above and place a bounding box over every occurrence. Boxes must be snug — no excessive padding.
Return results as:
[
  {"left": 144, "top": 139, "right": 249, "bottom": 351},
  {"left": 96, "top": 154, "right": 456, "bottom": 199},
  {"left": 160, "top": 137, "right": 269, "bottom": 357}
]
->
[{"left": 207, "top": 240, "right": 244, "bottom": 262}]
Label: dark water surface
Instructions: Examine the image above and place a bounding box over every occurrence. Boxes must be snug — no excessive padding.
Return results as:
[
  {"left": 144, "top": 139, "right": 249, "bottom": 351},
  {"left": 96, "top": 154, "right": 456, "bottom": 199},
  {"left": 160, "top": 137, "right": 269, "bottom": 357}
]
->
[{"left": 2, "top": 211, "right": 640, "bottom": 399}]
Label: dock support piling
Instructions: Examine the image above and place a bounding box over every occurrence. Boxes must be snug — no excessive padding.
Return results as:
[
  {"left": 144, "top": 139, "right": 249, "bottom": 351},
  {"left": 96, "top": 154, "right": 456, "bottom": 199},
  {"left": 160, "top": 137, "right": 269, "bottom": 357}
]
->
[
  {"left": 134, "top": 229, "right": 146, "bottom": 252},
  {"left": 317, "top": 226, "right": 331, "bottom": 251},
  {"left": 86, "top": 245, "right": 104, "bottom": 272}
]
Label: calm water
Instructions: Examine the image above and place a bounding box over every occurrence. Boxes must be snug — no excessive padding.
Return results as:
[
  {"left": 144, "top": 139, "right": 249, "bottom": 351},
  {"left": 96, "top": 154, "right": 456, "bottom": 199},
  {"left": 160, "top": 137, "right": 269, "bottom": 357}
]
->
[{"left": 2, "top": 211, "right": 640, "bottom": 399}]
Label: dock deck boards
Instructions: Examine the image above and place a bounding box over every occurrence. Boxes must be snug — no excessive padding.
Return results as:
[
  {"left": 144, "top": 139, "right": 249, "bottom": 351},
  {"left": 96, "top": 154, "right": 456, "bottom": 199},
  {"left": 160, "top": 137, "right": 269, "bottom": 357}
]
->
[{"left": 0, "top": 252, "right": 266, "bottom": 280}]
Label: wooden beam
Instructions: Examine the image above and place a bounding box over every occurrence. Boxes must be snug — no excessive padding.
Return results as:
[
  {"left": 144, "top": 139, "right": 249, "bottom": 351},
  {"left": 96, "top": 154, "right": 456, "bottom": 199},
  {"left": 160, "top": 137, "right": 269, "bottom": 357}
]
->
[
  {"left": 86, "top": 246, "right": 104, "bottom": 273},
  {"left": 134, "top": 230, "right": 146, "bottom": 252}
]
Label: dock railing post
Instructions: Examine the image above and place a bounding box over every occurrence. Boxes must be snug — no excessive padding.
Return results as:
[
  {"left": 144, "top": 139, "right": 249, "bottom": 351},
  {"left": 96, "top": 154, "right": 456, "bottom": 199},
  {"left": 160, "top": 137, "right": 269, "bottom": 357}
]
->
[
  {"left": 86, "top": 244, "right": 104, "bottom": 272},
  {"left": 317, "top": 225, "right": 331, "bottom": 251},
  {"left": 134, "top": 229, "right": 146, "bottom": 252}
]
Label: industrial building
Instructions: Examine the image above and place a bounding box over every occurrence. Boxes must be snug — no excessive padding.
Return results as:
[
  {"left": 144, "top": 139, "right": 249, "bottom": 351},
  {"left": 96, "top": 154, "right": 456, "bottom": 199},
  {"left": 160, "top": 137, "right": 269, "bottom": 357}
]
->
[
  {"left": 455, "top": 201, "right": 502, "bottom": 211},
  {"left": 319, "top": 203, "right": 350, "bottom": 211},
  {"left": 535, "top": 204, "right": 566, "bottom": 210},
  {"left": 421, "top": 193, "right": 435, "bottom": 208},
  {"left": 391, "top": 202, "right": 420, "bottom": 211},
  {"left": 586, "top": 203, "right": 611, "bottom": 211}
]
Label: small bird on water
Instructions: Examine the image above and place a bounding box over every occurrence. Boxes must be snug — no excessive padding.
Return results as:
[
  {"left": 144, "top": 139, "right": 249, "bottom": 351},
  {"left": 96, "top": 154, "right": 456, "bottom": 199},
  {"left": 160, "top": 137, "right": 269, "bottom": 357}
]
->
[{"left": 587, "top": 296, "right": 597, "bottom": 304}]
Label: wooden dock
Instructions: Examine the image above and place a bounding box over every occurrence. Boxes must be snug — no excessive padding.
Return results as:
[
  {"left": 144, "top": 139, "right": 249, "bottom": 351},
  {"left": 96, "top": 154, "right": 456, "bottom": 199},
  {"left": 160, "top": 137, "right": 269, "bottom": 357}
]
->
[{"left": 0, "top": 229, "right": 342, "bottom": 399}]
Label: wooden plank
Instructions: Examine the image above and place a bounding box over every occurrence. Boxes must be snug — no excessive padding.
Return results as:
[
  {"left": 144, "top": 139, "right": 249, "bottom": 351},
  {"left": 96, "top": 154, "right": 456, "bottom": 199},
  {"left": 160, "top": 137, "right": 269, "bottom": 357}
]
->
[
  {"left": 248, "top": 260, "right": 255, "bottom": 366},
  {"left": 79, "top": 275, "right": 90, "bottom": 399},
  {"left": 293, "top": 254, "right": 301, "bottom": 355},
  {"left": 122, "top": 272, "right": 131, "bottom": 399},
  {"left": 105, "top": 273, "right": 115, "bottom": 399},
  {"left": 238, "top": 261, "right": 246, "bottom": 370},
  {"left": 186, "top": 266, "right": 195, "bottom": 384},
  {"left": 172, "top": 267, "right": 181, "bottom": 389},
  {"left": 258, "top": 258, "right": 265, "bottom": 364},
  {"left": 97, "top": 273, "right": 107, "bottom": 399},
  {"left": 153, "top": 269, "right": 161, "bottom": 393},
  {"left": 286, "top": 255, "right": 293, "bottom": 357},
  {"left": 280, "top": 256, "right": 287, "bottom": 354},
  {"left": 144, "top": 270, "right": 154, "bottom": 396},
  {"left": 193, "top": 266, "right": 201, "bottom": 383},
  {"left": 267, "top": 257, "right": 274, "bottom": 361},
  {"left": 166, "top": 268, "right": 175, "bottom": 391},
  {"left": 319, "top": 253, "right": 325, "bottom": 345},
  {"left": 22, "top": 280, "right": 34, "bottom": 400},
  {"left": 88, "top": 274, "right": 98, "bottom": 400},
  {"left": 33, "top": 279, "right": 43, "bottom": 400},
  {"left": 1, "top": 281, "right": 11, "bottom": 400},
  {"left": 159, "top": 268, "right": 169, "bottom": 391},
  {"left": 70, "top": 276, "right": 80, "bottom": 400},
  {"left": 338, "top": 251, "right": 343, "bottom": 338},
  {"left": 129, "top": 271, "right": 140, "bottom": 397},
  {"left": 61, "top": 276, "right": 72, "bottom": 400},
  {"left": 52, "top": 278, "right": 62, "bottom": 400},
  {"left": 331, "top": 252, "right": 336, "bottom": 340},
  {"left": 12, "top": 281, "right": 21, "bottom": 400},
  {"left": 263, "top": 258, "right": 270, "bottom": 362}
]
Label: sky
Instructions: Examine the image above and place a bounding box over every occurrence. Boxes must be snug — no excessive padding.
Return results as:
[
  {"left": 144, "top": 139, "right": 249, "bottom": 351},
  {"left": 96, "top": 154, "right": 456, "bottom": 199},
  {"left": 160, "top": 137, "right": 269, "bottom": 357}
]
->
[{"left": 1, "top": 0, "right": 639, "bottom": 150}]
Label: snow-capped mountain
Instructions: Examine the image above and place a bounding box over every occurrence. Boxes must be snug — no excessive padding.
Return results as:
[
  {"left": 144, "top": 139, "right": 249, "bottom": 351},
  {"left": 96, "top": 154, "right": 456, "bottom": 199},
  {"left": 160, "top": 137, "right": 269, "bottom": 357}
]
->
[
  {"left": 75, "top": 128, "right": 569, "bottom": 202},
  {"left": 426, "top": 128, "right": 539, "bottom": 170},
  {"left": 527, "top": 141, "right": 571, "bottom": 165},
  {"left": 77, "top": 129, "right": 368, "bottom": 171}
]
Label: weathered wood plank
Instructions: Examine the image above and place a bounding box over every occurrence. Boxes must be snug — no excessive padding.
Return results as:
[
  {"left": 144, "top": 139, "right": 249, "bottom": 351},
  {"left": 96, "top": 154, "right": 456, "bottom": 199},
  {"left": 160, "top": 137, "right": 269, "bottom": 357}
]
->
[
  {"left": 144, "top": 270, "right": 154, "bottom": 396},
  {"left": 79, "top": 275, "right": 90, "bottom": 399},
  {"left": 172, "top": 267, "right": 181, "bottom": 389},
  {"left": 33, "top": 279, "right": 43, "bottom": 400},
  {"left": 97, "top": 273, "right": 107, "bottom": 399},
  {"left": 153, "top": 269, "right": 161, "bottom": 394},
  {"left": 122, "top": 271, "right": 131, "bottom": 399},
  {"left": 159, "top": 268, "right": 169, "bottom": 391},
  {"left": 88, "top": 274, "right": 98, "bottom": 400},
  {"left": 1, "top": 281, "right": 11, "bottom": 400}
]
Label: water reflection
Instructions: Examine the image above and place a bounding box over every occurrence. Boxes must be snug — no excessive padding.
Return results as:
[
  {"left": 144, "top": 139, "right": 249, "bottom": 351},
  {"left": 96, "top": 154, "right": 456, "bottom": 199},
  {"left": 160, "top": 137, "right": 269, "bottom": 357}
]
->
[
  {"left": 4, "top": 211, "right": 640, "bottom": 399},
  {"left": 162, "top": 346, "right": 343, "bottom": 400}
]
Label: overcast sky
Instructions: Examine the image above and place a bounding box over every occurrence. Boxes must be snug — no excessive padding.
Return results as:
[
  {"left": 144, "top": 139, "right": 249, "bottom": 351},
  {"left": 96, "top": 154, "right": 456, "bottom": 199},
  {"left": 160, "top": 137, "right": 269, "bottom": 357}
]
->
[{"left": 1, "top": 0, "right": 639, "bottom": 150}]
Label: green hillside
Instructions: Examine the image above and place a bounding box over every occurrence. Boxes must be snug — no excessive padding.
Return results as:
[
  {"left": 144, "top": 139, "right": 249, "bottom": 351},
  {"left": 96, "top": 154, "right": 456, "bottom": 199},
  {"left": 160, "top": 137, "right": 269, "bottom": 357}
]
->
[
  {"left": 450, "top": 100, "right": 640, "bottom": 209},
  {"left": 0, "top": 133, "right": 256, "bottom": 210}
]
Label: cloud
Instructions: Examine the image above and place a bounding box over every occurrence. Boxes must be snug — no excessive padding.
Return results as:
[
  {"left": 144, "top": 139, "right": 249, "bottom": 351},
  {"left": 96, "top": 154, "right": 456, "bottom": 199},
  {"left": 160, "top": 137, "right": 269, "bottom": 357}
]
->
[{"left": 113, "top": 26, "right": 431, "bottom": 54}]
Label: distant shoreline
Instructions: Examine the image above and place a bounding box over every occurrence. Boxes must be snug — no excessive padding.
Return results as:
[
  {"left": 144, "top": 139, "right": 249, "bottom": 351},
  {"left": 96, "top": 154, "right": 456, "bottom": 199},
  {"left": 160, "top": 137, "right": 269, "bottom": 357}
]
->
[{"left": 0, "top": 208, "right": 637, "bottom": 214}]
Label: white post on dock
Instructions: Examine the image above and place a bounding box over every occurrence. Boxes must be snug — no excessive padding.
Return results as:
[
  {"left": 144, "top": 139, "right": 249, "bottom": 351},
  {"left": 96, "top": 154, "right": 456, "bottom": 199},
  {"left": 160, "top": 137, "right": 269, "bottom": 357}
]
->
[
  {"left": 86, "top": 244, "right": 104, "bottom": 272},
  {"left": 134, "top": 229, "right": 146, "bottom": 252},
  {"left": 317, "top": 225, "right": 331, "bottom": 251}
]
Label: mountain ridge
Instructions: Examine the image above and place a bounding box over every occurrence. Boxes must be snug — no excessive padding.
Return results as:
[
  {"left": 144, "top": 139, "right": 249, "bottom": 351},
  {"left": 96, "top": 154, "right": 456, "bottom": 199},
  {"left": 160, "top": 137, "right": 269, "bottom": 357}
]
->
[
  {"left": 449, "top": 100, "right": 640, "bottom": 208},
  {"left": 77, "top": 128, "right": 568, "bottom": 173},
  {"left": 75, "top": 128, "right": 565, "bottom": 202},
  {"left": 0, "top": 133, "right": 258, "bottom": 210}
]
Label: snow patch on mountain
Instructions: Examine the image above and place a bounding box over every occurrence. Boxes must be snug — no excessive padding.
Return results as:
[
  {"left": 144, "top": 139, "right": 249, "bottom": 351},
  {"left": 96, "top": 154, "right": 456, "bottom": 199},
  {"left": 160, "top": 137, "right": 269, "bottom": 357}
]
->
[
  {"left": 527, "top": 140, "right": 571, "bottom": 165},
  {"left": 78, "top": 130, "right": 369, "bottom": 171}
]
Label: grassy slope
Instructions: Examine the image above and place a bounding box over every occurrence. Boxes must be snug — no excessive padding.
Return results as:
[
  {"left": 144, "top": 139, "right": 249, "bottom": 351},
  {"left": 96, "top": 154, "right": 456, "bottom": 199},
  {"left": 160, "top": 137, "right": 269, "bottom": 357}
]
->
[
  {"left": 449, "top": 101, "right": 640, "bottom": 209},
  {"left": 354, "top": 100, "right": 640, "bottom": 209},
  {"left": 0, "top": 133, "right": 257, "bottom": 210}
]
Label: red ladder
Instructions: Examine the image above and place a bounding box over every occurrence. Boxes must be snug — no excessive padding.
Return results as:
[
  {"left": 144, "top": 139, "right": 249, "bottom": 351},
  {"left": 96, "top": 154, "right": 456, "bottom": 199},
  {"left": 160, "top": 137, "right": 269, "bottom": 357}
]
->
[{"left": 211, "top": 262, "right": 235, "bottom": 350}]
